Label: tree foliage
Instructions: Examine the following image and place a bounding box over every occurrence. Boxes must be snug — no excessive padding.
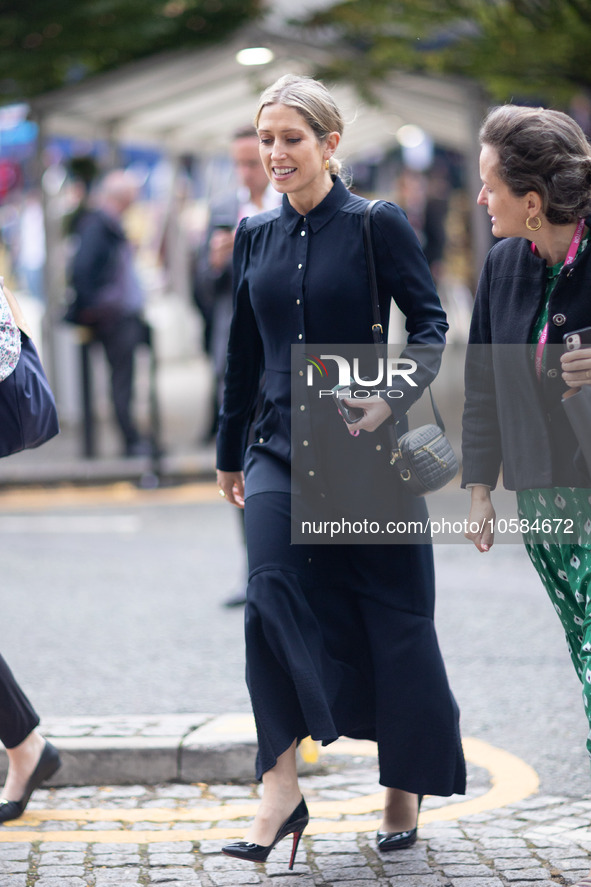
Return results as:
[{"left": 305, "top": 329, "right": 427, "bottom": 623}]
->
[
  {"left": 0, "top": 0, "right": 262, "bottom": 100},
  {"left": 300, "top": 0, "right": 591, "bottom": 107}
]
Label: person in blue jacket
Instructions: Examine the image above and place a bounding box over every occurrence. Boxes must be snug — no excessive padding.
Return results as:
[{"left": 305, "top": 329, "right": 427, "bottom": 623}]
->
[
  {"left": 68, "top": 170, "right": 150, "bottom": 457},
  {"left": 216, "top": 74, "right": 466, "bottom": 869},
  {"left": 0, "top": 280, "right": 61, "bottom": 822}
]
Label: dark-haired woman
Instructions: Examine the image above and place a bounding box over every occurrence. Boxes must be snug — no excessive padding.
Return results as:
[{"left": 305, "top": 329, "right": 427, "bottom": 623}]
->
[{"left": 463, "top": 104, "right": 591, "bottom": 887}]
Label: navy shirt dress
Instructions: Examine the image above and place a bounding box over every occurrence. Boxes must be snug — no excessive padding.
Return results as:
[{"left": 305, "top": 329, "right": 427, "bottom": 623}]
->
[{"left": 217, "top": 176, "right": 466, "bottom": 796}]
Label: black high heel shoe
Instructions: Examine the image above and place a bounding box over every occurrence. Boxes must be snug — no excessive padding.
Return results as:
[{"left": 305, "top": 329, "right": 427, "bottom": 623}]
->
[
  {"left": 222, "top": 797, "right": 309, "bottom": 869},
  {"left": 0, "top": 740, "right": 61, "bottom": 823},
  {"left": 376, "top": 794, "right": 423, "bottom": 852}
]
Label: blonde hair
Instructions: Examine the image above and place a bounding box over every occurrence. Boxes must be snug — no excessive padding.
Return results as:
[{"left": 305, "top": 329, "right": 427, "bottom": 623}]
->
[
  {"left": 480, "top": 104, "right": 591, "bottom": 224},
  {"left": 255, "top": 74, "right": 344, "bottom": 178}
]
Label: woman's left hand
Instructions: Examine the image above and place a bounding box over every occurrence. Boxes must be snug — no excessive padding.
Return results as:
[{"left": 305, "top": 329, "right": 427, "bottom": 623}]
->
[
  {"left": 216, "top": 469, "right": 245, "bottom": 508},
  {"left": 341, "top": 395, "right": 392, "bottom": 434},
  {"left": 561, "top": 346, "right": 591, "bottom": 388}
]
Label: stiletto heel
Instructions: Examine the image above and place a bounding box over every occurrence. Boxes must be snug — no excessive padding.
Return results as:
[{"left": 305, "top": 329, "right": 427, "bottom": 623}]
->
[
  {"left": 376, "top": 793, "right": 423, "bottom": 852},
  {"left": 288, "top": 829, "right": 303, "bottom": 870},
  {"left": 222, "top": 797, "right": 309, "bottom": 868}
]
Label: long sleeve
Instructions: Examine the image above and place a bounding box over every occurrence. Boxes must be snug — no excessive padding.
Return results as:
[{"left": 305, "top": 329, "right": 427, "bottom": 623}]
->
[
  {"left": 71, "top": 212, "right": 119, "bottom": 304},
  {"left": 0, "top": 283, "right": 21, "bottom": 382},
  {"left": 461, "top": 253, "right": 503, "bottom": 489},
  {"left": 216, "top": 220, "right": 264, "bottom": 471},
  {"left": 372, "top": 201, "right": 449, "bottom": 419}
]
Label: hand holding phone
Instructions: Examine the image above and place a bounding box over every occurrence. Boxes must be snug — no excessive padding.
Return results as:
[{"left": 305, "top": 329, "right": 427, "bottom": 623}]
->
[
  {"left": 332, "top": 384, "right": 364, "bottom": 423},
  {"left": 561, "top": 326, "right": 591, "bottom": 389},
  {"left": 332, "top": 383, "right": 393, "bottom": 434}
]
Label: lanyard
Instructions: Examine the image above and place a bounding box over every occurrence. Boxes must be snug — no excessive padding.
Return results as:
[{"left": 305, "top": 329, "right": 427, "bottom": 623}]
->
[{"left": 534, "top": 217, "right": 586, "bottom": 379}]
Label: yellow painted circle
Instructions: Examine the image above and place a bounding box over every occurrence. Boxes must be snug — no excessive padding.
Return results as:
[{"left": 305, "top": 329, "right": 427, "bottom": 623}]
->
[{"left": 0, "top": 736, "right": 538, "bottom": 844}]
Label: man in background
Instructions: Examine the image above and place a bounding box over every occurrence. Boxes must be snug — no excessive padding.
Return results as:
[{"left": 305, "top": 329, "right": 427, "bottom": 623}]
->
[
  {"left": 194, "top": 124, "right": 280, "bottom": 441},
  {"left": 194, "top": 125, "right": 280, "bottom": 606}
]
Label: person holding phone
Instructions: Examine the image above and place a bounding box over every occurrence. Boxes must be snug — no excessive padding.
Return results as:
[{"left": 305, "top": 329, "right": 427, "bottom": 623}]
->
[
  {"left": 193, "top": 124, "right": 281, "bottom": 445},
  {"left": 216, "top": 74, "right": 466, "bottom": 869},
  {"left": 462, "top": 106, "right": 591, "bottom": 881}
]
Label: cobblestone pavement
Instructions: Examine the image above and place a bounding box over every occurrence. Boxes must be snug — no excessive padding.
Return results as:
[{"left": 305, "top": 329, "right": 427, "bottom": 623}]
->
[{"left": 1, "top": 742, "right": 591, "bottom": 887}]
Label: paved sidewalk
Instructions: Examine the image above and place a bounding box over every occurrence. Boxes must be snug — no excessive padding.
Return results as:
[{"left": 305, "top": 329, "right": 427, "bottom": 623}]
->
[
  {"left": 0, "top": 716, "right": 590, "bottom": 886},
  {"left": 0, "top": 764, "right": 589, "bottom": 887},
  {"left": 1, "top": 713, "right": 264, "bottom": 788}
]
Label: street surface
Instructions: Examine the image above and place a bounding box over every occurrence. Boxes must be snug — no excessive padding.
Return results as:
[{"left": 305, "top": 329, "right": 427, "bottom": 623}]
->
[
  {"left": 0, "top": 481, "right": 589, "bottom": 886},
  {"left": 0, "top": 481, "right": 585, "bottom": 795},
  {"left": 1, "top": 750, "right": 590, "bottom": 887}
]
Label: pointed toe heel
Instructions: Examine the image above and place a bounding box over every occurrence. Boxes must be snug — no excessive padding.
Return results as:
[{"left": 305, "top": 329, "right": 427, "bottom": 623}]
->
[
  {"left": 376, "top": 824, "right": 418, "bottom": 851},
  {"left": 222, "top": 797, "right": 309, "bottom": 869},
  {"left": 0, "top": 740, "right": 61, "bottom": 824},
  {"left": 377, "top": 794, "right": 422, "bottom": 853},
  {"left": 0, "top": 799, "right": 23, "bottom": 823}
]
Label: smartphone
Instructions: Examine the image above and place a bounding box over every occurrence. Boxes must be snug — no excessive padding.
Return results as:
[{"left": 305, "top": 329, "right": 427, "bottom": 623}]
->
[
  {"left": 331, "top": 383, "right": 364, "bottom": 424},
  {"left": 563, "top": 327, "right": 591, "bottom": 351}
]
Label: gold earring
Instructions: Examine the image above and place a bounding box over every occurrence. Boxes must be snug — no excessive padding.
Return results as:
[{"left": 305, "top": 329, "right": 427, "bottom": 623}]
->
[
  {"left": 325, "top": 159, "right": 330, "bottom": 171},
  {"left": 526, "top": 216, "right": 542, "bottom": 232}
]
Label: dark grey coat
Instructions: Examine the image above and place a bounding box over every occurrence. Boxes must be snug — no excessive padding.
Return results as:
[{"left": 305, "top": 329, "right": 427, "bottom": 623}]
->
[{"left": 462, "top": 222, "right": 591, "bottom": 490}]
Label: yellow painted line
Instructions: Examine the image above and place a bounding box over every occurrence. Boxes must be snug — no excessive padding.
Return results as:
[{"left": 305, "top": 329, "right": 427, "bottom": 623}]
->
[
  {"left": 422, "top": 736, "right": 539, "bottom": 823},
  {"left": 0, "top": 737, "right": 538, "bottom": 843},
  {"left": 0, "top": 481, "right": 221, "bottom": 512}
]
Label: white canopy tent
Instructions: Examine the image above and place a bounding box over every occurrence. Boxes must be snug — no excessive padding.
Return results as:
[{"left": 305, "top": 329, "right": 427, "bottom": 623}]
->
[
  {"left": 30, "top": 23, "right": 490, "bottom": 283},
  {"left": 30, "top": 25, "right": 480, "bottom": 160},
  {"left": 28, "top": 21, "right": 490, "bottom": 395}
]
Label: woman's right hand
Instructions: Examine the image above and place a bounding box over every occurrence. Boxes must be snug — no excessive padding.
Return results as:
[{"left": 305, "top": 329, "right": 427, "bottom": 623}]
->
[
  {"left": 561, "top": 345, "right": 591, "bottom": 390},
  {"left": 217, "top": 470, "right": 245, "bottom": 509},
  {"left": 464, "top": 485, "right": 495, "bottom": 552}
]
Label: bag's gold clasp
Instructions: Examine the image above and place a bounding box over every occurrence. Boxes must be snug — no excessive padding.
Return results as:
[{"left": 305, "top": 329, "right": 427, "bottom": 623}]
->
[{"left": 390, "top": 448, "right": 402, "bottom": 466}]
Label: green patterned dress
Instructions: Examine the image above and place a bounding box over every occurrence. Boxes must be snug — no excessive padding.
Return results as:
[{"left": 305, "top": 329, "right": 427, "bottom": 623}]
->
[{"left": 517, "top": 245, "right": 591, "bottom": 757}]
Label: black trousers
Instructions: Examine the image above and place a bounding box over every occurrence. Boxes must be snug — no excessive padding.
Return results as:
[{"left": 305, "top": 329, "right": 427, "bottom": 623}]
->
[
  {"left": 93, "top": 315, "right": 148, "bottom": 450},
  {"left": 0, "top": 654, "right": 39, "bottom": 749}
]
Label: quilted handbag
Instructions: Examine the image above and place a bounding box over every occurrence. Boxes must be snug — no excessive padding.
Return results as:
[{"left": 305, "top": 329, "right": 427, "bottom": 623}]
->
[{"left": 389, "top": 415, "right": 458, "bottom": 496}]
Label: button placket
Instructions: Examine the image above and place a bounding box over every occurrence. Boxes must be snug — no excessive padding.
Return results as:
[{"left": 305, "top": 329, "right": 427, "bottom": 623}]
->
[
  {"left": 293, "top": 323, "right": 320, "bottom": 495},
  {"left": 294, "top": 217, "right": 308, "bottom": 344},
  {"left": 295, "top": 399, "right": 317, "bottom": 484}
]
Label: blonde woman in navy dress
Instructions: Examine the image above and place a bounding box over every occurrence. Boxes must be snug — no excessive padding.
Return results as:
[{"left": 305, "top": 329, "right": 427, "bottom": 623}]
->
[{"left": 216, "top": 74, "right": 466, "bottom": 868}]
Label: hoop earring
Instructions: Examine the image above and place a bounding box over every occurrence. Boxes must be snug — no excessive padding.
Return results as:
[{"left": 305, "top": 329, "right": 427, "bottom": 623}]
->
[
  {"left": 526, "top": 216, "right": 542, "bottom": 232},
  {"left": 325, "top": 159, "right": 330, "bottom": 171}
]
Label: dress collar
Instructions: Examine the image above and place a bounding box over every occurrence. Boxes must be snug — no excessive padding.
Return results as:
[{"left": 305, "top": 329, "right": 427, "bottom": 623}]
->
[{"left": 280, "top": 176, "right": 351, "bottom": 234}]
